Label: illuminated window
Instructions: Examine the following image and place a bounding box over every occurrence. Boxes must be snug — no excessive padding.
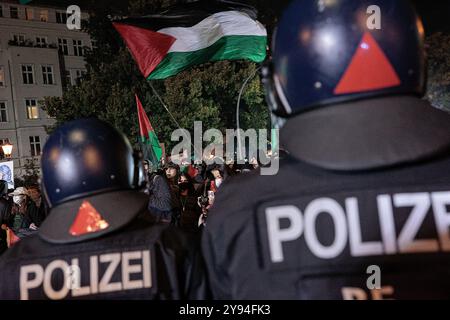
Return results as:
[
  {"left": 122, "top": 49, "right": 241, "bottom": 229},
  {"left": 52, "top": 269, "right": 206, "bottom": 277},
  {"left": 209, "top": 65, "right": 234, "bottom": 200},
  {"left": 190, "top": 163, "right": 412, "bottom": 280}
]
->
[
  {"left": 39, "top": 9, "right": 48, "bottom": 22},
  {"left": 25, "top": 8, "right": 33, "bottom": 20},
  {"left": 0, "top": 66, "right": 4, "bottom": 87},
  {"left": 25, "top": 99, "right": 39, "bottom": 119}
]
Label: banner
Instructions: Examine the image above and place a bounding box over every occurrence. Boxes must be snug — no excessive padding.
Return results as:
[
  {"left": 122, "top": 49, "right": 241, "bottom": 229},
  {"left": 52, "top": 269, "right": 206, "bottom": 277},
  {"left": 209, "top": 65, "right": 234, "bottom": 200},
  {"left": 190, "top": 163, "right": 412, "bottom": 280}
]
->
[{"left": 0, "top": 161, "right": 14, "bottom": 190}]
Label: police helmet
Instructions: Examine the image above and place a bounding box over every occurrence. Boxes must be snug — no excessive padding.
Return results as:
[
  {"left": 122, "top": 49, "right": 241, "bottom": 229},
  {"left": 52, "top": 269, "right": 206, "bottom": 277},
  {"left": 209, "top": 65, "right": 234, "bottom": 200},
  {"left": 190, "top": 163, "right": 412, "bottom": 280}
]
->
[
  {"left": 264, "top": 0, "right": 425, "bottom": 117},
  {"left": 39, "top": 118, "right": 147, "bottom": 244},
  {"left": 265, "top": 0, "right": 450, "bottom": 171}
]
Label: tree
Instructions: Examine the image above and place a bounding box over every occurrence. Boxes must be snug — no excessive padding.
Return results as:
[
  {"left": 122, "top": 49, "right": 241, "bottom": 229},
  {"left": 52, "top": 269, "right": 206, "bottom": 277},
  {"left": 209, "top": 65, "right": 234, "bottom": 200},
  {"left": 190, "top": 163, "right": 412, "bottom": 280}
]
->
[
  {"left": 42, "top": 0, "right": 271, "bottom": 152},
  {"left": 14, "top": 158, "right": 40, "bottom": 188},
  {"left": 426, "top": 32, "right": 450, "bottom": 111}
]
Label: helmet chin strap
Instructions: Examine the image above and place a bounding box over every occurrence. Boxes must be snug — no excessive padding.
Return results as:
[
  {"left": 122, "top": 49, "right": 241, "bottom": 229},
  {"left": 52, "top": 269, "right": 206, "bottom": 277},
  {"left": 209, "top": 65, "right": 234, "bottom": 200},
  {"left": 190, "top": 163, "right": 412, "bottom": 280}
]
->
[
  {"left": 132, "top": 151, "right": 146, "bottom": 191},
  {"left": 261, "top": 61, "right": 288, "bottom": 131},
  {"left": 41, "top": 179, "right": 53, "bottom": 210}
]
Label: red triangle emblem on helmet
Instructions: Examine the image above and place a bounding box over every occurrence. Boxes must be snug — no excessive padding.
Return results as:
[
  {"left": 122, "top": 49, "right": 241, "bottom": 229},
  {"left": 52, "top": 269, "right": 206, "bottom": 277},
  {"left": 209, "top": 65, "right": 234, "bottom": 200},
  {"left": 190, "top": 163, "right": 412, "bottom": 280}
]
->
[
  {"left": 334, "top": 32, "right": 401, "bottom": 95},
  {"left": 69, "top": 201, "right": 109, "bottom": 236}
]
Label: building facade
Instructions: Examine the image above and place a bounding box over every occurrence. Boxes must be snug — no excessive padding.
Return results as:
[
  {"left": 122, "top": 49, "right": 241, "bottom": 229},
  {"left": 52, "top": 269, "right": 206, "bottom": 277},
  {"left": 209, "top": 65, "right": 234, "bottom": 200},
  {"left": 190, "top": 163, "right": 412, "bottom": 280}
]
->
[{"left": 0, "top": 0, "right": 91, "bottom": 178}]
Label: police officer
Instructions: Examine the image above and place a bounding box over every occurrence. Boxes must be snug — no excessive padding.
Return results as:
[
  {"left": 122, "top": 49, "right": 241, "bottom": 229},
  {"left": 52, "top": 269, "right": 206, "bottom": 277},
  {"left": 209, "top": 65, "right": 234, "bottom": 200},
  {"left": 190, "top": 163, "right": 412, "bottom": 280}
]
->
[
  {"left": 0, "top": 118, "right": 208, "bottom": 300},
  {"left": 202, "top": 0, "right": 450, "bottom": 299}
]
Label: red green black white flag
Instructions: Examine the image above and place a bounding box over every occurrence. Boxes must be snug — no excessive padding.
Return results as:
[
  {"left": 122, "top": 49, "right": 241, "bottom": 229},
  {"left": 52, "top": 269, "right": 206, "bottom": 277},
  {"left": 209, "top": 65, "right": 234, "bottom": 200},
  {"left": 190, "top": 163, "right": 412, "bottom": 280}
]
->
[
  {"left": 136, "top": 94, "right": 162, "bottom": 165},
  {"left": 113, "top": 1, "right": 267, "bottom": 80}
]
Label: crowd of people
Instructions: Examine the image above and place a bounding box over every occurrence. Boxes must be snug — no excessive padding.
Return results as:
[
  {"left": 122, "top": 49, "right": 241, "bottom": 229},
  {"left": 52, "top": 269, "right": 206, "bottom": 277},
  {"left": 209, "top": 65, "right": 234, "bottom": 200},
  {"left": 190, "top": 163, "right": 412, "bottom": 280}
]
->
[
  {"left": 0, "top": 155, "right": 262, "bottom": 254},
  {"left": 0, "top": 183, "right": 48, "bottom": 254},
  {"left": 144, "top": 156, "right": 262, "bottom": 231}
]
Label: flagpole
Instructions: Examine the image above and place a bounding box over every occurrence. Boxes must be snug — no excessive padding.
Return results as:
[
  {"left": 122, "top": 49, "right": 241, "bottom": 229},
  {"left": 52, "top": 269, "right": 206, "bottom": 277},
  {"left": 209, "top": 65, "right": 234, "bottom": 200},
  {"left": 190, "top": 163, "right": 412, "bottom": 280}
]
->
[
  {"left": 236, "top": 66, "right": 261, "bottom": 162},
  {"left": 149, "top": 82, "right": 203, "bottom": 161}
]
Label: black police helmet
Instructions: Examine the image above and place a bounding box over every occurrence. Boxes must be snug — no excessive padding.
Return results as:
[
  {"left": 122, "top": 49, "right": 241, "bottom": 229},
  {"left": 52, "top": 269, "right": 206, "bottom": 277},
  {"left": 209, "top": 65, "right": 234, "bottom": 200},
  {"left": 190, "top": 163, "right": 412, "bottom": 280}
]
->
[{"left": 41, "top": 118, "right": 143, "bottom": 207}]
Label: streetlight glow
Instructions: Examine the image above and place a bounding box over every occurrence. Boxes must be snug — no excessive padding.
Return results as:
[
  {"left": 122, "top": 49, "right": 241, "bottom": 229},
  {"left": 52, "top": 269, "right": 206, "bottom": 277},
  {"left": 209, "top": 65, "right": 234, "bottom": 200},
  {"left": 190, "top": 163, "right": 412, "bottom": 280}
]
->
[{"left": 1, "top": 142, "right": 13, "bottom": 159}]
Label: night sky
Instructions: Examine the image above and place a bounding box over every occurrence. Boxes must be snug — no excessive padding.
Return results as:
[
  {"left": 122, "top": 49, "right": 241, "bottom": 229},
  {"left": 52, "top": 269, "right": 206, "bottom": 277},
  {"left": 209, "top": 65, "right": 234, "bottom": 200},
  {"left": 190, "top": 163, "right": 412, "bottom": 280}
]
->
[
  {"left": 28, "top": 0, "right": 450, "bottom": 34},
  {"left": 412, "top": 0, "right": 450, "bottom": 33}
]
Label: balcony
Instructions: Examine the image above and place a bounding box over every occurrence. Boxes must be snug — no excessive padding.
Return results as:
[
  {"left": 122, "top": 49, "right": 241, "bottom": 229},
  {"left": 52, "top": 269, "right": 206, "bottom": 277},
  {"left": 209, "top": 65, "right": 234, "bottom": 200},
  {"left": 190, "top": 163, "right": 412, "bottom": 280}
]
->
[{"left": 8, "top": 39, "right": 58, "bottom": 49}]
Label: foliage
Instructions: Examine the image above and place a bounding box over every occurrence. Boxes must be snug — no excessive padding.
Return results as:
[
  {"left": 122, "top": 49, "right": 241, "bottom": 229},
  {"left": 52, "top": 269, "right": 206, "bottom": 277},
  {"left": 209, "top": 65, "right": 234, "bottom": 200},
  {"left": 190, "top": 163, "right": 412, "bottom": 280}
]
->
[
  {"left": 426, "top": 32, "right": 450, "bottom": 110},
  {"left": 42, "top": 0, "right": 271, "bottom": 152},
  {"left": 14, "top": 158, "right": 40, "bottom": 188}
]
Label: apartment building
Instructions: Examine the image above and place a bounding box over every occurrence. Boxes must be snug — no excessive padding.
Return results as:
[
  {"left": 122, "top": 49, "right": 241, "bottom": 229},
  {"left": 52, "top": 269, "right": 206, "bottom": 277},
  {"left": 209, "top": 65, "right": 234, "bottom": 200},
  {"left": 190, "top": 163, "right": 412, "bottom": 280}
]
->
[{"left": 0, "top": 0, "right": 91, "bottom": 177}]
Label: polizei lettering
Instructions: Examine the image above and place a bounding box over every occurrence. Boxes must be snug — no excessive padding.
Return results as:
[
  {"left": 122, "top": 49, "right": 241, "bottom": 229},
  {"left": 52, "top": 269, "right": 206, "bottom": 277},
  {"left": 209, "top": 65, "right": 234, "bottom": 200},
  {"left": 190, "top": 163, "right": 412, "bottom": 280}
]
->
[
  {"left": 265, "top": 191, "right": 450, "bottom": 262},
  {"left": 20, "top": 250, "right": 152, "bottom": 300}
]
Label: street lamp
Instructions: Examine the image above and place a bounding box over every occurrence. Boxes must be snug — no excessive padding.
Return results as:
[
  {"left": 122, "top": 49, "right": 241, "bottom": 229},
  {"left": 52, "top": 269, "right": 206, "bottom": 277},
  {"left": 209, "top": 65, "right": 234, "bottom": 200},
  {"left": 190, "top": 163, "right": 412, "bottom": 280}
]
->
[{"left": 1, "top": 142, "right": 13, "bottom": 159}]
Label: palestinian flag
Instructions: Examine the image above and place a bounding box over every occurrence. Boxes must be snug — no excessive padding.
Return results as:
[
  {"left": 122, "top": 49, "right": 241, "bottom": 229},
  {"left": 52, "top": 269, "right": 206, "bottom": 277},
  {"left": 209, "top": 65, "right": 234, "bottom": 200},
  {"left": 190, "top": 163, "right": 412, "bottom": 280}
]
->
[
  {"left": 136, "top": 94, "right": 162, "bottom": 166},
  {"left": 113, "top": 1, "right": 267, "bottom": 80}
]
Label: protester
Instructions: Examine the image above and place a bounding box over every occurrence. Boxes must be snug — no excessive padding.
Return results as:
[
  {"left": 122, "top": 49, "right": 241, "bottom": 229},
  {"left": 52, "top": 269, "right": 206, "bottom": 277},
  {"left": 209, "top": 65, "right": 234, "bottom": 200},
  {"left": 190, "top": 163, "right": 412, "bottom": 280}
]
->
[
  {"left": 209, "top": 164, "right": 225, "bottom": 193},
  {"left": 146, "top": 161, "right": 173, "bottom": 223},
  {"left": 249, "top": 156, "right": 260, "bottom": 170},
  {"left": 28, "top": 185, "right": 48, "bottom": 227},
  {"left": 143, "top": 159, "right": 151, "bottom": 178},
  {"left": 178, "top": 173, "right": 201, "bottom": 232},
  {"left": 225, "top": 159, "right": 238, "bottom": 177},
  {"left": 6, "top": 187, "right": 40, "bottom": 239},
  {"left": 164, "top": 162, "right": 181, "bottom": 226}
]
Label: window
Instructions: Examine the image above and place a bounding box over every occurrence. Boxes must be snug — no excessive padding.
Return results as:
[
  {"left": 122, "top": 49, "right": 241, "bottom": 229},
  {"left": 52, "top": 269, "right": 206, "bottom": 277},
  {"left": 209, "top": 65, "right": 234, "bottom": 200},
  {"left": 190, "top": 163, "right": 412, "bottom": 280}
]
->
[
  {"left": 73, "top": 69, "right": 85, "bottom": 85},
  {"left": 12, "top": 34, "right": 25, "bottom": 45},
  {"left": 29, "top": 136, "right": 41, "bottom": 156},
  {"left": 42, "top": 65, "right": 54, "bottom": 85},
  {"left": 0, "top": 66, "right": 4, "bottom": 87},
  {"left": 73, "top": 40, "right": 83, "bottom": 57},
  {"left": 10, "top": 6, "right": 18, "bottom": 19},
  {"left": 58, "top": 38, "right": 68, "bottom": 55},
  {"left": 39, "top": 10, "right": 48, "bottom": 22},
  {"left": 21, "top": 64, "right": 34, "bottom": 84},
  {"left": 64, "top": 70, "right": 72, "bottom": 87},
  {"left": 36, "top": 36, "right": 47, "bottom": 47},
  {"left": 26, "top": 99, "right": 39, "bottom": 119},
  {"left": 25, "top": 8, "right": 33, "bottom": 20},
  {"left": 56, "top": 11, "right": 67, "bottom": 24},
  {"left": 0, "top": 5, "right": 3, "bottom": 18},
  {"left": 0, "top": 102, "right": 7, "bottom": 122}
]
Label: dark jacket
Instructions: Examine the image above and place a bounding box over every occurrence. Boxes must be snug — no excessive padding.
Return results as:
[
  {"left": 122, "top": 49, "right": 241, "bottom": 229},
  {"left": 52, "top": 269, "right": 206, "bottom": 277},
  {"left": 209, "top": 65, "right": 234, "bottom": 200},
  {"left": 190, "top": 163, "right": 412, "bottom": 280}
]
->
[
  {"left": 0, "top": 228, "right": 6, "bottom": 255},
  {"left": 203, "top": 152, "right": 450, "bottom": 299},
  {"left": 0, "top": 197, "right": 8, "bottom": 254},
  {"left": 147, "top": 173, "right": 173, "bottom": 217},
  {"left": 0, "top": 213, "right": 209, "bottom": 300},
  {"left": 27, "top": 200, "right": 46, "bottom": 227}
]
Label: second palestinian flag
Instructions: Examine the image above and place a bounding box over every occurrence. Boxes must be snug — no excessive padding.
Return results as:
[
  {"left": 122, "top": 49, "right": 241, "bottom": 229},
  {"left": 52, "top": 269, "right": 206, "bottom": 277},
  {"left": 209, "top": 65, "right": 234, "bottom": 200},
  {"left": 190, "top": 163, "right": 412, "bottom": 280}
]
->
[
  {"left": 136, "top": 94, "right": 162, "bottom": 166},
  {"left": 113, "top": 1, "right": 267, "bottom": 80}
]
